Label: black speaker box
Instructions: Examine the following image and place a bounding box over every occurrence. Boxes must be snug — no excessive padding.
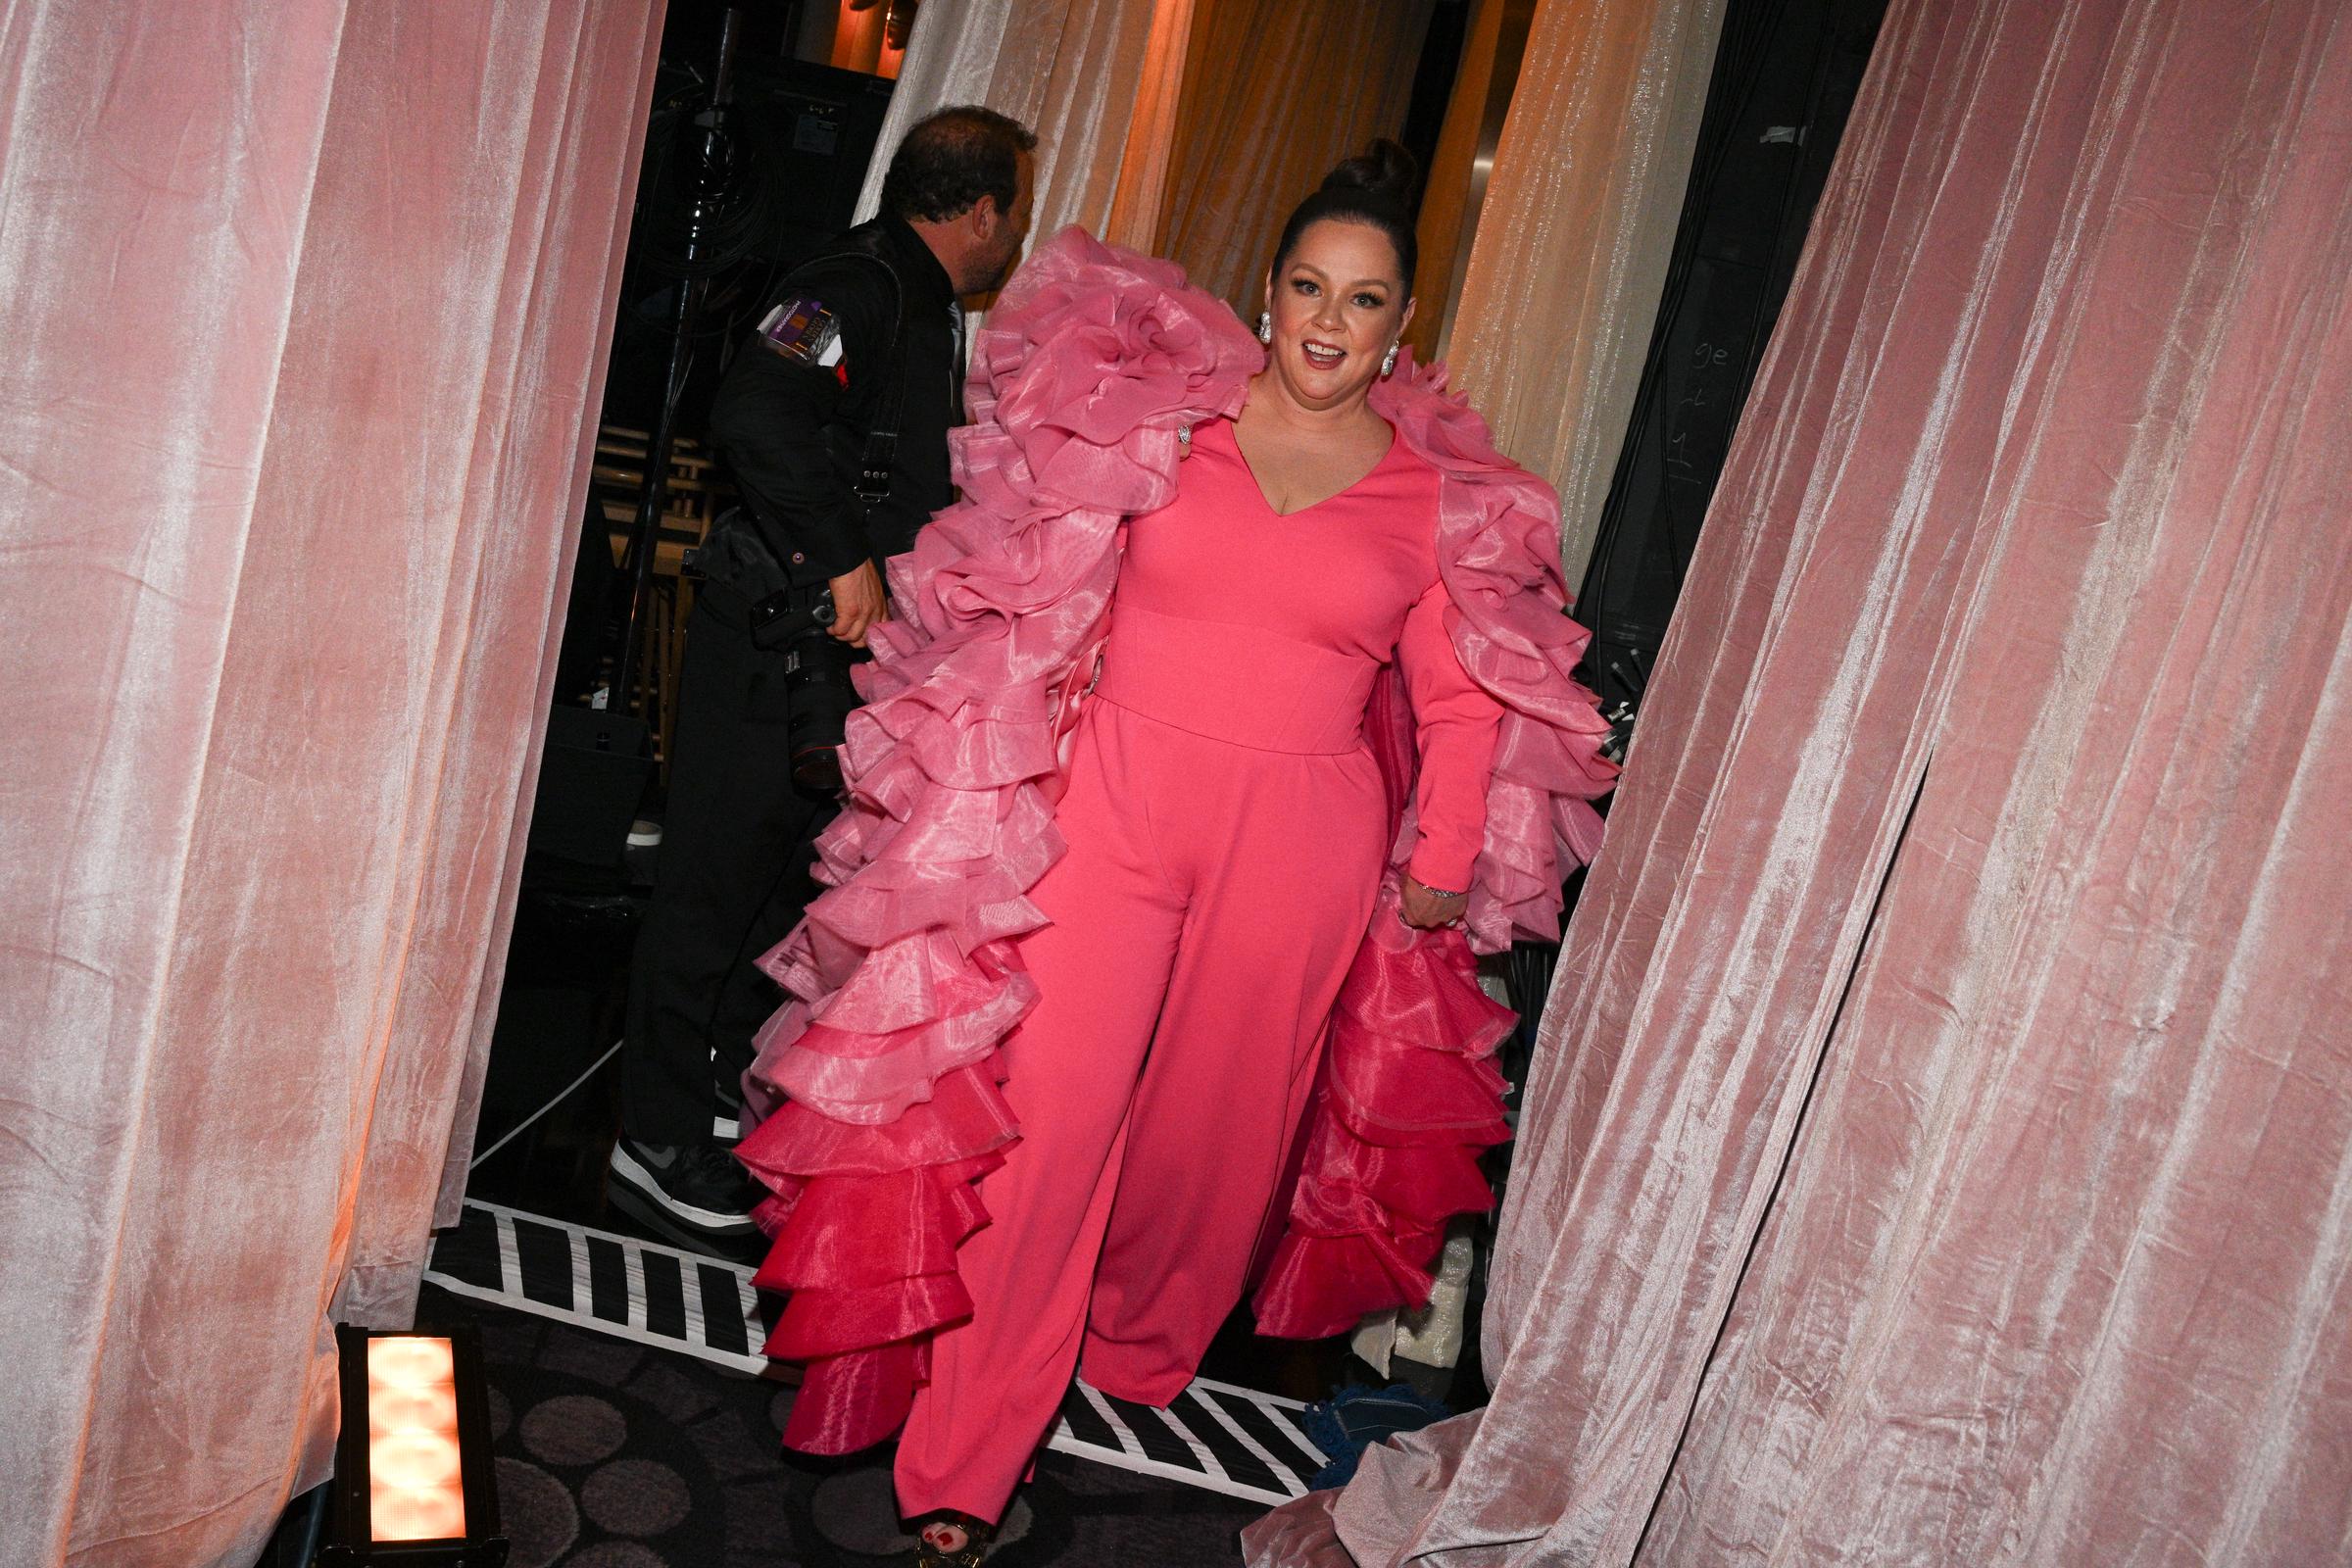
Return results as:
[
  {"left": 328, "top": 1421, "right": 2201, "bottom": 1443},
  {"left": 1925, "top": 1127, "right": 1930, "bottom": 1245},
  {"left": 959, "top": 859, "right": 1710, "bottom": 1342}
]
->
[{"left": 525, "top": 706, "right": 653, "bottom": 890}]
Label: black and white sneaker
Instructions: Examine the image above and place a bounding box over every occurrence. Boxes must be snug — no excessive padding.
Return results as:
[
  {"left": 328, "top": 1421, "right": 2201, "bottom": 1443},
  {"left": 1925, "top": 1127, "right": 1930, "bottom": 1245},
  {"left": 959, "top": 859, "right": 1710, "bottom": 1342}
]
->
[{"left": 607, "top": 1137, "right": 764, "bottom": 1258}]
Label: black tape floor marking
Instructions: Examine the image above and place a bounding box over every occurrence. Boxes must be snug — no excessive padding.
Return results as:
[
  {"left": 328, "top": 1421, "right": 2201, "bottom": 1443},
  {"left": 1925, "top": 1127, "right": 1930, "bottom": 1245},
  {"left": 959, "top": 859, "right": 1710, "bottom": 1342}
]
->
[
  {"left": 425, "top": 1200, "right": 1329, "bottom": 1504},
  {"left": 427, "top": 1199, "right": 769, "bottom": 1370}
]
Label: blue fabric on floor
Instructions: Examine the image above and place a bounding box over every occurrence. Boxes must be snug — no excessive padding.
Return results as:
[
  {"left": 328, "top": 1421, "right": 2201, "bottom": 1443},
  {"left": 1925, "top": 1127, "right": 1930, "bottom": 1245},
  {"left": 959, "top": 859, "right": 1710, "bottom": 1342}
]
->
[{"left": 1302, "top": 1383, "right": 1455, "bottom": 1490}]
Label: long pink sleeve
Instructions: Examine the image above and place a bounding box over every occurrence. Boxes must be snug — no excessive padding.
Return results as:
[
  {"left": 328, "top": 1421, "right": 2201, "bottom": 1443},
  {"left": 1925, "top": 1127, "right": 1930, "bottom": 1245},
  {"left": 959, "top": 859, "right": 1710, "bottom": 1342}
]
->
[{"left": 1399, "top": 577, "right": 1504, "bottom": 891}]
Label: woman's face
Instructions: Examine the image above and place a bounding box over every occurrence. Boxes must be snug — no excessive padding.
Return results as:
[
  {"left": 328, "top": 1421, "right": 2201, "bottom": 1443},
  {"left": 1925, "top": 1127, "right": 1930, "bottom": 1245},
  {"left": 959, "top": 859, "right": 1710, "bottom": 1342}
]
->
[{"left": 1262, "top": 219, "right": 1415, "bottom": 414}]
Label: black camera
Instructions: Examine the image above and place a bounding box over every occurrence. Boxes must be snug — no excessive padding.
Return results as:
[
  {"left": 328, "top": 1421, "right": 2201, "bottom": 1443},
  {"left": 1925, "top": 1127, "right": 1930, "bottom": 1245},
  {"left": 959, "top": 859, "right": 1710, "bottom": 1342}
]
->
[{"left": 748, "top": 582, "right": 857, "bottom": 794}]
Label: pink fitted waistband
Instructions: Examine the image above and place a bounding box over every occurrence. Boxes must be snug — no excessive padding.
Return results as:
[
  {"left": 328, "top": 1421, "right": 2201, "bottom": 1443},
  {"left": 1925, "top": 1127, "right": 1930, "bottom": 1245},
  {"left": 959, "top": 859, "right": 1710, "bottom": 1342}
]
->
[{"left": 1091, "top": 604, "right": 1377, "bottom": 755}]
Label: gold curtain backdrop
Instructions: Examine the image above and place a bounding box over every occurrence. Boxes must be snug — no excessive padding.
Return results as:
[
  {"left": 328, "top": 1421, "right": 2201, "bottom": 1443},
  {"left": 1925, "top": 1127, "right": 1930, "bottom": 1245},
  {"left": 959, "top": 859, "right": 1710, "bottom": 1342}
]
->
[
  {"left": 1152, "top": 0, "right": 1437, "bottom": 311},
  {"left": 853, "top": 0, "right": 1183, "bottom": 253},
  {"left": 1442, "top": 0, "right": 1728, "bottom": 581},
  {"left": 859, "top": 0, "right": 1731, "bottom": 582},
  {"left": 866, "top": 0, "right": 1434, "bottom": 314},
  {"left": 1404, "top": 0, "right": 1535, "bottom": 363},
  {"left": 994, "top": 0, "right": 1183, "bottom": 244},
  {"left": 1102, "top": 0, "right": 1196, "bottom": 252}
]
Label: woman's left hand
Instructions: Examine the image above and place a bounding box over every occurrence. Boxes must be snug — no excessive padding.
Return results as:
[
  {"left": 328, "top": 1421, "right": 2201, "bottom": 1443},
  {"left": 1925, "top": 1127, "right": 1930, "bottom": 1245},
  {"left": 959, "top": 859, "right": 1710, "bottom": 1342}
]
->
[{"left": 1398, "top": 875, "right": 1469, "bottom": 930}]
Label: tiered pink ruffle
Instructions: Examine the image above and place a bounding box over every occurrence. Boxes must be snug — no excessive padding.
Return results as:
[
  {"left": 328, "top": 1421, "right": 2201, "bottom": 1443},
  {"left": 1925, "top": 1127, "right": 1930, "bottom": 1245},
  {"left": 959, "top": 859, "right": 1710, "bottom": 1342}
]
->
[
  {"left": 734, "top": 229, "right": 1615, "bottom": 1453},
  {"left": 1249, "top": 355, "right": 1617, "bottom": 1337}
]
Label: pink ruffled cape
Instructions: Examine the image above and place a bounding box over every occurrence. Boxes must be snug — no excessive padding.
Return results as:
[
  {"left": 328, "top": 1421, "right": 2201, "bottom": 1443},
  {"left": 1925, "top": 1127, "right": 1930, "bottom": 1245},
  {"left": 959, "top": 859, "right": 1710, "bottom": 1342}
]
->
[{"left": 734, "top": 228, "right": 1616, "bottom": 1454}]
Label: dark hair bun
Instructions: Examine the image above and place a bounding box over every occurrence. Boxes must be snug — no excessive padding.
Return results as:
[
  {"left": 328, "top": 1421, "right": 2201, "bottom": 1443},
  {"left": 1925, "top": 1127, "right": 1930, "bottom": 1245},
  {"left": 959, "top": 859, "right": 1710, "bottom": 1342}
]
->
[
  {"left": 1271, "top": 138, "right": 1425, "bottom": 293},
  {"left": 1318, "top": 139, "right": 1421, "bottom": 215}
]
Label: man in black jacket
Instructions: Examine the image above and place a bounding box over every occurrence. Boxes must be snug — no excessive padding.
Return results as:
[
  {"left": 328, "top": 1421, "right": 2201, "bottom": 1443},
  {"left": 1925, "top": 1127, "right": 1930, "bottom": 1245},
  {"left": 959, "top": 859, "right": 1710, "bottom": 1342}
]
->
[{"left": 612, "top": 107, "right": 1036, "bottom": 1252}]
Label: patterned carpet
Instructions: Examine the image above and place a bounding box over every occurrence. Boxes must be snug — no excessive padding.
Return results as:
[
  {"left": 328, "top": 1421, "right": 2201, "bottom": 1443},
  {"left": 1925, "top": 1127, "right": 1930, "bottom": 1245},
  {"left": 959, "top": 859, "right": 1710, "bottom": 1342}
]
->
[{"left": 420, "top": 1282, "right": 1266, "bottom": 1567}]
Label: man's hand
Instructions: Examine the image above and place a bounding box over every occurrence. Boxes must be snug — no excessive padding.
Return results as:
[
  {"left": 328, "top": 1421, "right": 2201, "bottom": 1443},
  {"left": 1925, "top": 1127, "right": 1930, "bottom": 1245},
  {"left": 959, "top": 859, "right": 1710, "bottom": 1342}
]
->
[
  {"left": 1398, "top": 875, "right": 1469, "bottom": 930},
  {"left": 828, "top": 559, "right": 886, "bottom": 646}
]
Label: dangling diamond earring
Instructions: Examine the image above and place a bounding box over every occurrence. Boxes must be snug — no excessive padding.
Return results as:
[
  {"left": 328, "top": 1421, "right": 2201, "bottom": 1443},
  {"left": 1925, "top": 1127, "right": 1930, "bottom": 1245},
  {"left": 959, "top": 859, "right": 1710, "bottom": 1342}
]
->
[
  {"left": 1381, "top": 341, "right": 1399, "bottom": 377},
  {"left": 1256, "top": 311, "right": 1272, "bottom": 345}
]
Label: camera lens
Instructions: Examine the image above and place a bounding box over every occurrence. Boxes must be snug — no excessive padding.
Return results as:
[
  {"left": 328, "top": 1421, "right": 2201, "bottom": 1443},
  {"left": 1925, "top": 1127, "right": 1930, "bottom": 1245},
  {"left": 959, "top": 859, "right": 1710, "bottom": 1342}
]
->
[{"left": 791, "top": 744, "right": 843, "bottom": 794}]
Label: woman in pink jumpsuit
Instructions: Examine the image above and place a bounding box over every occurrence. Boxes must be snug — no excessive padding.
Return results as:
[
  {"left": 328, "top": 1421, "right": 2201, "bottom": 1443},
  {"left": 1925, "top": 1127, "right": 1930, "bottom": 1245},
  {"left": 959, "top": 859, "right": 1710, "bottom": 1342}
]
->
[
  {"left": 734, "top": 143, "right": 1618, "bottom": 1568},
  {"left": 896, "top": 143, "right": 1497, "bottom": 1562},
  {"left": 899, "top": 392, "right": 1504, "bottom": 1531}
]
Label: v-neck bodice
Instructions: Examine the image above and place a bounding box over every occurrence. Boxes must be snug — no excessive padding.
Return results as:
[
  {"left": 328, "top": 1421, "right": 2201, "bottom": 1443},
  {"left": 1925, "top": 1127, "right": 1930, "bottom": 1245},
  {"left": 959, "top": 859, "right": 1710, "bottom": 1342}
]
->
[
  {"left": 1118, "top": 416, "right": 1442, "bottom": 661},
  {"left": 1098, "top": 413, "right": 1503, "bottom": 889},
  {"left": 1231, "top": 416, "right": 1402, "bottom": 516}
]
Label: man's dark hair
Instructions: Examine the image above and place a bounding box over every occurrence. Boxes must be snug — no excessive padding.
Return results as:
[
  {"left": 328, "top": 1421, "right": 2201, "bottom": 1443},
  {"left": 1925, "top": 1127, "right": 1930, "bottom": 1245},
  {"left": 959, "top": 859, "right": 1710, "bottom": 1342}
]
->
[{"left": 879, "top": 106, "right": 1038, "bottom": 224}]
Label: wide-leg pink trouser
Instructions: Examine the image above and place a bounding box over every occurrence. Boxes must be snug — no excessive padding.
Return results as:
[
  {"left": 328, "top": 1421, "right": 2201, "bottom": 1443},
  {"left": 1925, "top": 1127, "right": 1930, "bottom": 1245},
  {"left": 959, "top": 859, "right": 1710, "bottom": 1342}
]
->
[{"left": 893, "top": 692, "right": 1388, "bottom": 1522}]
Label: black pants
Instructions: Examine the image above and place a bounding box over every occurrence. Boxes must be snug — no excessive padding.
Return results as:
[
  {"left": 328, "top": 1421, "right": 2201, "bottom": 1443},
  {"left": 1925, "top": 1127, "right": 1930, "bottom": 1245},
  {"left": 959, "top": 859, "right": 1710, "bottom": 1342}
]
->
[{"left": 622, "top": 577, "right": 841, "bottom": 1145}]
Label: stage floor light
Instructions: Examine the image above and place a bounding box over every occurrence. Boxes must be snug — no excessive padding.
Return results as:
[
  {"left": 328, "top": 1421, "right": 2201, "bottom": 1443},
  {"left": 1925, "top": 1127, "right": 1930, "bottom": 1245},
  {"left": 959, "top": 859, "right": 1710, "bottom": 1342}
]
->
[{"left": 325, "top": 1325, "right": 507, "bottom": 1565}]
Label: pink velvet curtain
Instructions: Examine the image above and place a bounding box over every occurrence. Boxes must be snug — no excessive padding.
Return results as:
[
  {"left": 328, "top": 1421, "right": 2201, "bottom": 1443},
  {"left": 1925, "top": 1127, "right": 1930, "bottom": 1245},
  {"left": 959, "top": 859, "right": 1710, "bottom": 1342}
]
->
[
  {"left": 0, "top": 4, "right": 661, "bottom": 1565},
  {"left": 1247, "top": 0, "right": 2352, "bottom": 1562}
]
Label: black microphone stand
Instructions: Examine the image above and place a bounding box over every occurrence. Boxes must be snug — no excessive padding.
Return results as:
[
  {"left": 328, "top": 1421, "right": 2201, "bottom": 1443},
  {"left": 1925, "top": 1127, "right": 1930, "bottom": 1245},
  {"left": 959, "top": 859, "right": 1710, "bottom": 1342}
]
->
[{"left": 613, "top": 8, "right": 744, "bottom": 718}]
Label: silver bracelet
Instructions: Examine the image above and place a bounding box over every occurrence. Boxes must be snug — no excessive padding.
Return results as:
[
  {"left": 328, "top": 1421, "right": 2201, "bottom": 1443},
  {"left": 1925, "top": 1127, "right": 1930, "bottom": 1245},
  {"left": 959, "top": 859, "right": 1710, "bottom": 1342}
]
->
[{"left": 1418, "top": 882, "right": 1467, "bottom": 900}]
